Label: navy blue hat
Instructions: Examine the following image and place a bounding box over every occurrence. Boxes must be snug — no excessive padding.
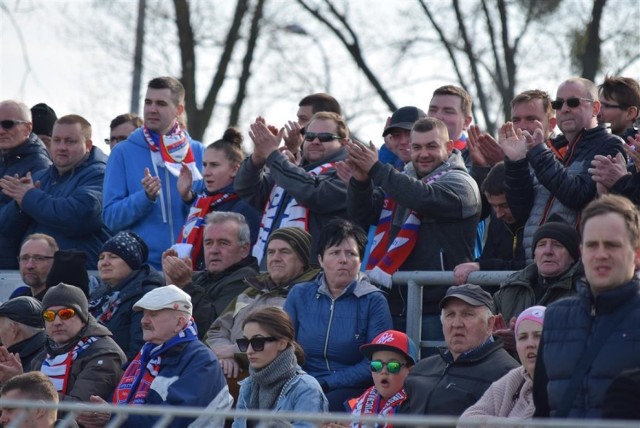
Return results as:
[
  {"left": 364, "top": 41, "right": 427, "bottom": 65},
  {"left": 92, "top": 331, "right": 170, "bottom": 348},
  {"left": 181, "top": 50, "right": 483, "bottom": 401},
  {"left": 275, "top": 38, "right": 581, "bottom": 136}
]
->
[
  {"left": 100, "top": 231, "right": 149, "bottom": 270},
  {"left": 30, "top": 103, "right": 57, "bottom": 136}
]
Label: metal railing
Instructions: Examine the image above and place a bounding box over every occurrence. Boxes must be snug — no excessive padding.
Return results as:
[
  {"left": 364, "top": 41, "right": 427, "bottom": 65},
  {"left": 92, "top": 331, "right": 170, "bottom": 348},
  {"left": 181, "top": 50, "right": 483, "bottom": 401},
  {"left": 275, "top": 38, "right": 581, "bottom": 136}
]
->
[
  {"left": 0, "top": 398, "right": 638, "bottom": 428},
  {"left": 392, "top": 270, "right": 515, "bottom": 355}
]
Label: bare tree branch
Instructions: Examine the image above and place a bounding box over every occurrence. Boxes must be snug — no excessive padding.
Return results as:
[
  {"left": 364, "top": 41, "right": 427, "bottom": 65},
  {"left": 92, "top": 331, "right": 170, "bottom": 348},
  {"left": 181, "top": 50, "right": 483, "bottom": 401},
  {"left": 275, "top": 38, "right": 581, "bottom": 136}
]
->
[
  {"left": 229, "top": 0, "right": 267, "bottom": 127},
  {"left": 581, "top": 0, "right": 607, "bottom": 80}
]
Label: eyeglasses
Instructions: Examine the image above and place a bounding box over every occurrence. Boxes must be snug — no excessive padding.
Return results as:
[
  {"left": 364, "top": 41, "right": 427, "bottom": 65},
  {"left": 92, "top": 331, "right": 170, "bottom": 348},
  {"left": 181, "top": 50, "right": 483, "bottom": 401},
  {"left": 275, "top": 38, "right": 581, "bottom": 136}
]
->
[
  {"left": 236, "top": 336, "right": 278, "bottom": 352},
  {"left": 42, "top": 308, "right": 76, "bottom": 322},
  {"left": 0, "top": 120, "right": 28, "bottom": 130},
  {"left": 303, "top": 132, "right": 341, "bottom": 143},
  {"left": 18, "top": 255, "right": 54, "bottom": 263},
  {"left": 370, "top": 360, "right": 407, "bottom": 374},
  {"left": 104, "top": 136, "right": 129, "bottom": 145},
  {"left": 600, "top": 101, "right": 628, "bottom": 110},
  {"left": 550, "top": 97, "right": 593, "bottom": 110}
]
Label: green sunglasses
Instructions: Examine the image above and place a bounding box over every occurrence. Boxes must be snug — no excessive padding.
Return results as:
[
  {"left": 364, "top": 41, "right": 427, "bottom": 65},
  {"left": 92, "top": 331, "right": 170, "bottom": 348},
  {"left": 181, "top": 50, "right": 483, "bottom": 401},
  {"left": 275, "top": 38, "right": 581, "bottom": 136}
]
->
[{"left": 370, "top": 360, "right": 406, "bottom": 374}]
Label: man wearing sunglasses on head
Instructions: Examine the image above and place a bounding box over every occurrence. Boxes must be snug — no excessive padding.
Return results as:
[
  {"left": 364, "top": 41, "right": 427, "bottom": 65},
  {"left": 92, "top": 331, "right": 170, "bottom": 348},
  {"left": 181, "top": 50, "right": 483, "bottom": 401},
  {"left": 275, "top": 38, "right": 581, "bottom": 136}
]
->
[
  {"left": 499, "top": 78, "right": 625, "bottom": 262},
  {"left": 28, "top": 283, "right": 126, "bottom": 408},
  {"left": 235, "top": 111, "right": 349, "bottom": 268},
  {"left": 0, "top": 100, "right": 51, "bottom": 270}
]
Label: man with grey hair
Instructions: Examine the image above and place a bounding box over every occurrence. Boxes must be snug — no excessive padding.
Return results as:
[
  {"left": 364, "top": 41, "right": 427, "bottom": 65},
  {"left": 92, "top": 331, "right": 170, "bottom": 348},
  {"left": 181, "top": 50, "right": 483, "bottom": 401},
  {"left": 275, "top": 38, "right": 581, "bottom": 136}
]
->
[
  {"left": 401, "top": 284, "right": 518, "bottom": 416},
  {"left": 0, "top": 100, "right": 51, "bottom": 269},
  {"left": 500, "top": 77, "right": 624, "bottom": 261},
  {"left": 162, "top": 211, "right": 259, "bottom": 337}
]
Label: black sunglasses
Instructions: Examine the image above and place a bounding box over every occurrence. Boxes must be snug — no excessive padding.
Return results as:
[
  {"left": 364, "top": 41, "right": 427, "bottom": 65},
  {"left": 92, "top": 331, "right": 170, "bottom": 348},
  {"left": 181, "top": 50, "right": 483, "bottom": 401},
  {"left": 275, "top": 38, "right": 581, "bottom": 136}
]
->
[
  {"left": 0, "top": 120, "right": 28, "bottom": 130},
  {"left": 551, "top": 97, "right": 592, "bottom": 110},
  {"left": 304, "top": 132, "right": 341, "bottom": 143},
  {"left": 237, "top": 336, "right": 278, "bottom": 352}
]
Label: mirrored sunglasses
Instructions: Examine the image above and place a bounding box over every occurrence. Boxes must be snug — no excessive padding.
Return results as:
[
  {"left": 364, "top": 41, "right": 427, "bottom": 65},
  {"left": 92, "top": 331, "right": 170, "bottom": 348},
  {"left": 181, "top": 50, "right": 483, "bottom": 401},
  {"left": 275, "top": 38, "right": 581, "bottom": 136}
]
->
[
  {"left": 370, "top": 360, "right": 406, "bottom": 374},
  {"left": 42, "top": 308, "right": 76, "bottom": 322}
]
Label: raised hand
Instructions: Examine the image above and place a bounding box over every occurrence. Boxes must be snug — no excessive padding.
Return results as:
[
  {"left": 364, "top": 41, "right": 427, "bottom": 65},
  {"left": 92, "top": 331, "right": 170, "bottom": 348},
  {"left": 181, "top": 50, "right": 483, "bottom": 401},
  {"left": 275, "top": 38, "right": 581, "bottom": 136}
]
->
[
  {"left": 589, "top": 153, "right": 629, "bottom": 190},
  {"left": 498, "top": 122, "right": 527, "bottom": 161},
  {"left": 141, "top": 167, "right": 161, "bottom": 202},
  {"left": 177, "top": 163, "right": 194, "bottom": 201}
]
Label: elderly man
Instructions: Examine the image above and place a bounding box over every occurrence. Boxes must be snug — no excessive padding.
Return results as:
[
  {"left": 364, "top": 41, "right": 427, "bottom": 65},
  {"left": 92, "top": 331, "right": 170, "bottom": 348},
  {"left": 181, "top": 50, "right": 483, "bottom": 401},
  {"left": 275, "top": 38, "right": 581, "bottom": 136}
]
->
[
  {"left": 0, "top": 372, "right": 61, "bottom": 428},
  {"left": 205, "top": 227, "right": 319, "bottom": 380},
  {"left": 533, "top": 194, "right": 640, "bottom": 418},
  {"left": 30, "top": 283, "right": 126, "bottom": 402},
  {"left": 493, "top": 217, "right": 582, "bottom": 323},
  {"left": 0, "top": 100, "right": 51, "bottom": 269},
  {"left": 401, "top": 284, "right": 518, "bottom": 416},
  {"left": 162, "top": 211, "right": 259, "bottom": 338},
  {"left": 0, "top": 297, "right": 46, "bottom": 381},
  {"left": 78, "top": 285, "right": 229, "bottom": 428},
  {"left": 0, "top": 114, "right": 111, "bottom": 269},
  {"left": 500, "top": 78, "right": 624, "bottom": 262}
]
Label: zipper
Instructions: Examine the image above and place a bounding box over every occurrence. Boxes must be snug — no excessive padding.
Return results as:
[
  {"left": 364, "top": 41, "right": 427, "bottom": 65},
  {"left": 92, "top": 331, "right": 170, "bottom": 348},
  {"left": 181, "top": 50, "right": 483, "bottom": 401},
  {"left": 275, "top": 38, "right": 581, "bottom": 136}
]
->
[{"left": 323, "top": 299, "right": 336, "bottom": 372}]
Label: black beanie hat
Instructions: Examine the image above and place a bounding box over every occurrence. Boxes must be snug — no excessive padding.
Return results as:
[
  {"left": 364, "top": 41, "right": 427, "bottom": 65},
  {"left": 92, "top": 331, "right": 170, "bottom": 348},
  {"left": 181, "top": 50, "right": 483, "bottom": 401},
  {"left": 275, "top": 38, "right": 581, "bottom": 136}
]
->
[
  {"left": 46, "top": 250, "right": 90, "bottom": 298},
  {"left": 532, "top": 216, "right": 581, "bottom": 262},
  {"left": 100, "top": 231, "right": 148, "bottom": 270},
  {"left": 30, "top": 103, "right": 57, "bottom": 137},
  {"left": 42, "top": 282, "right": 89, "bottom": 323},
  {"left": 267, "top": 227, "right": 312, "bottom": 268},
  {"left": 0, "top": 296, "right": 44, "bottom": 328}
]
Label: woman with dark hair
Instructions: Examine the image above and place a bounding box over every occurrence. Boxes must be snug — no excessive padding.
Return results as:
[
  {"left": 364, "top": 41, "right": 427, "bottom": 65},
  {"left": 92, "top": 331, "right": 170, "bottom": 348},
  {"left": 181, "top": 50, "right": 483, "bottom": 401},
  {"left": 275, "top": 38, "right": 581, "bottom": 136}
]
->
[
  {"left": 89, "top": 231, "right": 164, "bottom": 360},
  {"left": 176, "top": 128, "right": 260, "bottom": 269},
  {"left": 284, "top": 219, "right": 393, "bottom": 411},
  {"left": 233, "top": 306, "right": 327, "bottom": 427}
]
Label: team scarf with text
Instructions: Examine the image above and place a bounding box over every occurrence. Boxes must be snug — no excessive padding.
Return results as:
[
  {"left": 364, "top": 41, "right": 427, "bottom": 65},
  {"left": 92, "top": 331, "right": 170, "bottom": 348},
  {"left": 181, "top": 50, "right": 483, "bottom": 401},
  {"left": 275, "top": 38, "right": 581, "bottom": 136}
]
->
[
  {"left": 178, "top": 192, "right": 239, "bottom": 268},
  {"left": 366, "top": 166, "right": 450, "bottom": 289},
  {"left": 252, "top": 162, "right": 334, "bottom": 263},
  {"left": 89, "top": 291, "right": 122, "bottom": 324},
  {"left": 348, "top": 386, "right": 408, "bottom": 428},
  {"left": 113, "top": 319, "right": 198, "bottom": 405},
  {"left": 40, "top": 336, "right": 99, "bottom": 394},
  {"left": 143, "top": 123, "right": 202, "bottom": 180}
]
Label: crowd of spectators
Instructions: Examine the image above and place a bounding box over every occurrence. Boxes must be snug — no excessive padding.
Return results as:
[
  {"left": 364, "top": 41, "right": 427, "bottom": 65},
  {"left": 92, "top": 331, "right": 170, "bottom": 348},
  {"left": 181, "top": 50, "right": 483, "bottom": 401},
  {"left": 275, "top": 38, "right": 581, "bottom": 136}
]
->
[{"left": 0, "top": 73, "right": 639, "bottom": 426}]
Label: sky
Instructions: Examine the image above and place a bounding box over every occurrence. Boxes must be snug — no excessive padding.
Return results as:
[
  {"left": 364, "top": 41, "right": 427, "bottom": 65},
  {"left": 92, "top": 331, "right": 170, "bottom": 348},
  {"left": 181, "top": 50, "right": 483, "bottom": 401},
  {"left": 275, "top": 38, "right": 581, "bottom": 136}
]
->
[{"left": 2, "top": 0, "right": 639, "bottom": 155}]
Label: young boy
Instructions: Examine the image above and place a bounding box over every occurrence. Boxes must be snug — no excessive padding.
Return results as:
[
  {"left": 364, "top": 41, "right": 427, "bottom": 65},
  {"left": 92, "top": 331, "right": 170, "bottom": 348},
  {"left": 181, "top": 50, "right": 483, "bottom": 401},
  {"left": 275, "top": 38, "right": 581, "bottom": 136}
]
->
[{"left": 347, "top": 330, "right": 418, "bottom": 426}]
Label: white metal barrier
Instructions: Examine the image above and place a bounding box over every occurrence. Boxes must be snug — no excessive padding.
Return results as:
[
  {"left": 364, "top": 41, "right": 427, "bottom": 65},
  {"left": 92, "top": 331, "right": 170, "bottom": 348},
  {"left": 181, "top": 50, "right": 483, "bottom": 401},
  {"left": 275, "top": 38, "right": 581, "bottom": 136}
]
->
[{"left": 0, "top": 398, "right": 638, "bottom": 428}]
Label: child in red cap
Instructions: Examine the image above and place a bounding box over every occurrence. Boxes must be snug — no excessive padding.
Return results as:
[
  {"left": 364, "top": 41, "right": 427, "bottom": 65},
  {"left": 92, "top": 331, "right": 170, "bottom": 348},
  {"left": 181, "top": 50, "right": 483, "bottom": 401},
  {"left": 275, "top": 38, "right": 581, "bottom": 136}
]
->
[{"left": 345, "top": 330, "right": 418, "bottom": 427}]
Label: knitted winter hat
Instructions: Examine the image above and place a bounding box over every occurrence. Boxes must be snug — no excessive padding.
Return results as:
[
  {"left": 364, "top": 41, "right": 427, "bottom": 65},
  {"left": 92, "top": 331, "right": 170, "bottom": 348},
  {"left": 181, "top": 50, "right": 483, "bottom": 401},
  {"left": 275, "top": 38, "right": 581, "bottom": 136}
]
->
[
  {"left": 515, "top": 305, "right": 546, "bottom": 335},
  {"left": 30, "top": 103, "right": 57, "bottom": 136},
  {"left": 100, "top": 231, "right": 149, "bottom": 270},
  {"left": 532, "top": 215, "right": 580, "bottom": 262},
  {"left": 42, "top": 282, "right": 89, "bottom": 322},
  {"left": 267, "top": 227, "right": 312, "bottom": 268},
  {"left": 46, "top": 250, "right": 89, "bottom": 298}
]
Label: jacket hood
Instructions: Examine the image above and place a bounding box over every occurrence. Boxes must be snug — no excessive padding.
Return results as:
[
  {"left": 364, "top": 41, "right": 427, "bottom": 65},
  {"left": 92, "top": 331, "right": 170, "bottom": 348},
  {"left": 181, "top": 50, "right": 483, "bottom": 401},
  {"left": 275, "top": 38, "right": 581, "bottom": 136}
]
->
[{"left": 244, "top": 267, "right": 320, "bottom": 294}]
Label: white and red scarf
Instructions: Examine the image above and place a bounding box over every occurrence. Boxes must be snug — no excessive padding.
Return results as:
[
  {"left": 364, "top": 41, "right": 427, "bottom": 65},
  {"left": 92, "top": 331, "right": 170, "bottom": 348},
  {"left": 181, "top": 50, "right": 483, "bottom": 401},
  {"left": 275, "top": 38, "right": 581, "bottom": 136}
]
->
[
  {"left": 348, "top": 386, "right": 408, "bottom": 428},
  {"left": 252, "top": 162, "right": 334, "bottom": 263},
  {"left": 40, "top": 336, "right": 99, "bottom": 394},
  {"left": 178, "top": 192, "right": 239, "bottom": 268},
  {"left": 143, "top": 123, "right": 202, "bottom": 180},
  {"left": 367, "top": 167, "right": 450, "bottom": 289}
]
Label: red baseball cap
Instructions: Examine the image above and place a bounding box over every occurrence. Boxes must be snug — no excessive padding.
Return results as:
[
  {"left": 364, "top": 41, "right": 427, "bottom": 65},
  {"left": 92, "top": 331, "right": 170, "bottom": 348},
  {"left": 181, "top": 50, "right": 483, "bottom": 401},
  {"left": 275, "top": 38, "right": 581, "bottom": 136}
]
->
[{"left": 360, "top": 330, "right": 418, "bottom": 365}]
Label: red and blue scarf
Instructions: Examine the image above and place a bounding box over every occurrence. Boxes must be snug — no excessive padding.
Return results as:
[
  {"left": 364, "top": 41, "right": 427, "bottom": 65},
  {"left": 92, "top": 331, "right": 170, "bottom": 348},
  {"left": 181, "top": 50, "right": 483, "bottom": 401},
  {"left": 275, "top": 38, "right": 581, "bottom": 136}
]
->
[
  {"left": 178, "top": 192, "right": 239, "bottom": 268},
  {"left": 41, "top": 336, "right": 99, "bottom": 394},
  {"left": 348, "top": 386, "right": 408, "bottom": 427},
  {"left": 114, "top": 319, "right": 198, "bottom": 405},
  {"left": 366, "top": 167, "right": 450, "bottom": 288},
  {"left": 143, "top": 123, "right": 202, "bottom": 180}
]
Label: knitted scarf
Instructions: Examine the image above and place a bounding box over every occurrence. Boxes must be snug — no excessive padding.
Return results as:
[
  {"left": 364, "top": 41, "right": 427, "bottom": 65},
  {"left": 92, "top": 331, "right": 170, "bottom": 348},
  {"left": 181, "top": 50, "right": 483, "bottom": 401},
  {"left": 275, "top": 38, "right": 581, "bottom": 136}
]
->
[
  {"left": 178, "top": 192, "right": 239, "bottom": 269},
  {"left": 252, "top": 162, "right": 334, "bottom": 264},
  {"left": 348, "top": 386, "right": 408, "bottom": 428},
  {"left": 113, "top": 319, "right": 198, "bottom": 405},
  {"left": 89, "top": 290, "right": 122, "bottom": 324},
  {"left": 248, "top": 346, "right": 298, "bottom": 410},
  {"left": 366, "top": 163, "right": 450, "bottom": 288},
  {"left": 143, "top": 123, "right": 202, "bottom": 180},
  {"left": 41, "top": 336, "right": 99, "bottom": 394}
]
